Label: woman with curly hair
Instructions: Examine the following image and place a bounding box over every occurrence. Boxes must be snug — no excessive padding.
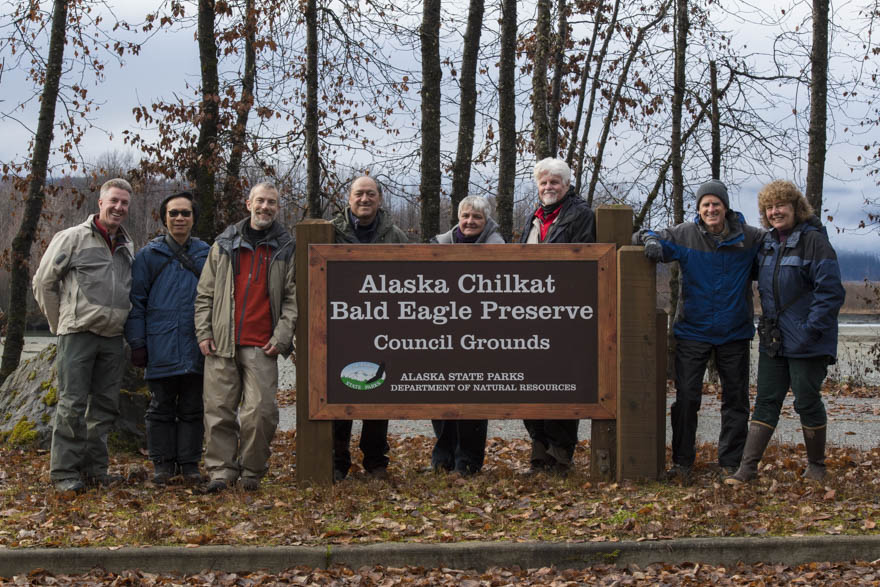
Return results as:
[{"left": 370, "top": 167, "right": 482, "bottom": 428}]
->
[{"left": 726, "top": 180, "right": 845, "bottom": 485}]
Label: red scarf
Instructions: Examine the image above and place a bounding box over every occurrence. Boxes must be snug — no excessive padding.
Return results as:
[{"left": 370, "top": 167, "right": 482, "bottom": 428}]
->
[{"left": 534, "top": 205, "right": 563, "bottom": 242}]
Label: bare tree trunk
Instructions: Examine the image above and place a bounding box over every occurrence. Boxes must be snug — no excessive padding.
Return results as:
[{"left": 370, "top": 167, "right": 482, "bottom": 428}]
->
[
  {"left": 667, "top": 0, "right": 688, "bottom": 380},
  {"left": 220, "top": 0, "right": 256, "bottom": 226},
  {"left": 1, "top": 0, "right": 69, "bottom": 385},
  {"left": 586, "top": 1, "right": 668, "bottom": 206},
  {"left": 806, "top": 0, "right": 828, "bottom": 214},
  {"left": 574, "top": 0, "right": 620, "bottom": 195},
  {"left": 497, "top": 0, "right": 517, "bottom": 241},
  {"left": 450, "top": 0, "right": 485, "bottom": 220},
  {"left": 195, "top": 0, "right": 220, "bottom": 240},
  {"left": 565, "top": 2, "right": 602, "bottom": 169},
  {"left": 419, "top": 0, "right": 442, "bottom": 242},
  {"left": 671, "top": 0, "right": 687, "bottom": 223},
  {"left": 305, "top": 0, "right": 321, "bottom": 217},
  {"left": 531, "top": 0, "right": 552, "bottom": 160},
  {"left": 710, "top": 60, "right": 721, "bottom": 179},
  {"left": 547, "top": 0, "right": 567, "bottom": 157}
]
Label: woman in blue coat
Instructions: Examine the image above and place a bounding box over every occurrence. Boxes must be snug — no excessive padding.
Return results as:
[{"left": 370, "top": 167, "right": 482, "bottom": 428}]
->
[
  {"left": 726, "top": 180, "right": 845, "bottom": 485},
  {"left": 125, "top": 192, "right": 210, "bottom": 484}
]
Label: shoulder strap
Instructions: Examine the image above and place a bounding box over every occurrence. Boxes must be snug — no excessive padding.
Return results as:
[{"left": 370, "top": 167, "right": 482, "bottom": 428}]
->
[{"left": 148, "top": 241, "right": 202, "bottom": 289}]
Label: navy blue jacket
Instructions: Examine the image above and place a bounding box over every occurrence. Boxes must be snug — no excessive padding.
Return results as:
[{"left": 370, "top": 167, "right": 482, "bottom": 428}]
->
[
  {"left": 635, "top": 210, "right": 764, "bottom": 344},
  {"left": 756, "top": 219, "right": 845, "bottom": 359},
  {"left": 125, "top": 236, "right": 210, "bottom": 380}
]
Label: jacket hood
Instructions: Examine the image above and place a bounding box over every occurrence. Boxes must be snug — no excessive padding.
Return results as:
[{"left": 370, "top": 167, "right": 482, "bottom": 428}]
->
[
  {"left": 692, "top": 209, "right": 748, "bottom": 245},
  {"left": 765, "top": 216, "right": 827, "bottom": 248},
  {"left": 216, "top": 217, "right": 293, "bottom": 253}
]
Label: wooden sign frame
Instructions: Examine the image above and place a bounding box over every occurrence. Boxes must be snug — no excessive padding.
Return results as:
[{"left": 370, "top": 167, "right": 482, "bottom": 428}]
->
[{"left": 307, "top": 243, "right": 617, "bottom": 420}]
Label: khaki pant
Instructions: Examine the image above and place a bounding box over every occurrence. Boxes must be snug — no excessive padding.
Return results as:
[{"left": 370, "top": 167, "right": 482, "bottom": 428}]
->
[
  {"left": 51, "top": 332, "right": 123, "bottom": 482},
  {"left": 203, "top": 347, "right": 279, "bottom": 482}
]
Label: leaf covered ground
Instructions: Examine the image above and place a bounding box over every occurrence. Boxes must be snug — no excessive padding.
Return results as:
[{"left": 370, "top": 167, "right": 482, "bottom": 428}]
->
[
  {"left": 1, "top": 382, "right": 879, "bottom": 584},
  {"left": 9, "top": 560, "right": 880, "bottom": 586},
  {"left": 0, "top": 432, "right": 878, "bottom": 549}
]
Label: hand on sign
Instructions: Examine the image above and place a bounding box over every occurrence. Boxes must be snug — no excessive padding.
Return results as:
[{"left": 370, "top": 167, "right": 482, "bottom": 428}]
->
[{"left": 643, "top": 238, "right": 663, "bottom": 262}]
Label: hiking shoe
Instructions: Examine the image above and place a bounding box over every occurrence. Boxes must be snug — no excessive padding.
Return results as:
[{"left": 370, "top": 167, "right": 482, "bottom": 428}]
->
[
  {"left": 54, "top": 478, "right": 85, "bottom": 493},
  {"left": 204, "top": 479, "right": 228, "bottom": 494},
  {"left": 664, "top": 464, "right": 693, "bottom": 483},
  {"left": 180, "top": 464, "right": 204, "bottom": 485},
  {"left": 365, "top": 467, "right": 389, "bottom": 480},
  {"left": 239, "top": 477, "right": 260, "bottom": 491},
  {"left": 85, "top": 473, "right": 123, "bottom": 487},
  {"left": 152, "top": 463, "right": 175, "bottom": 485}
]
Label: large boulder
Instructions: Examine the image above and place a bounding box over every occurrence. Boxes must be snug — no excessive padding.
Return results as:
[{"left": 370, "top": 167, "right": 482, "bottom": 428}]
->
[{"left": 0, "top": 343, "right": 148, "bottom": 451}]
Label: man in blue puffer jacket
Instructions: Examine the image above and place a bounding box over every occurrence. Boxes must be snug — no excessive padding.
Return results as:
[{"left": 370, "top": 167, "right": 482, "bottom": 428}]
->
[
  {"left": 633, "top": 180, "right": 765, "bottom": 481},
  {"left": 125, "top": 192, "right": 210, "bottom": 485}
]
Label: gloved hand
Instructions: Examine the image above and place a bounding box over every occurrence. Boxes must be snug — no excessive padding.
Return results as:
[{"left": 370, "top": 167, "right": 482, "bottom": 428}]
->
[
  {"left": 131, "top": 346, "right": 148, "bottom": 368},
  {"left": 643, "top": 238, "right": 663, "bottom": 262}
]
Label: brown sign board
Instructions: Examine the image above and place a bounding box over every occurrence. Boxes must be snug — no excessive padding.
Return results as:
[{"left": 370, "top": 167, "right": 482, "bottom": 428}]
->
[{"left": 307, "top": 244, "right": 617, "bottom": 420}]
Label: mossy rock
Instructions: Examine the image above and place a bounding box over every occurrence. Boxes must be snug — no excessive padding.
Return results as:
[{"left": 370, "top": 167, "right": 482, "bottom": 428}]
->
[
  {"left": 42, "top": 385, "right": 58, "bottom": 407},
  {"left": 0, "top": 342, "right": 147, "bottom": 452},
  {"left": 7, "top": 417, "right": 38, "bottom": 447}
]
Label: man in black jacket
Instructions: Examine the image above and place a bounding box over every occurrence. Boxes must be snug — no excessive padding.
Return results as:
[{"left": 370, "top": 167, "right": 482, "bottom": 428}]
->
[{"left": 519, "top": 158, "right": 596, "bottom": 473}]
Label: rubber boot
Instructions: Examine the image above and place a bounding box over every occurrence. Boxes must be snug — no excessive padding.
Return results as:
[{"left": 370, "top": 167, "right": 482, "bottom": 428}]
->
[
  {"left": 724, "top": 422, "right": 774, "bottom": 486},
  {"left": 802, "top": 425, "right": 827, "bottom": 481}
]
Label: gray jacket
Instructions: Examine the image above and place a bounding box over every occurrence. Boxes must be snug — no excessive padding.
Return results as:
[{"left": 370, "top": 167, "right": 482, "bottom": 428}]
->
[
  {"left": 33, "top": 216, "right": 134, "bottom": 336},
  {"left": 432, "top": 217, "right": 505, "bottom": 243}
]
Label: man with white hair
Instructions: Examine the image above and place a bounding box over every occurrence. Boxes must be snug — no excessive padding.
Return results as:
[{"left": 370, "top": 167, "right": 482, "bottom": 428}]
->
[
  {"left": 195, "top": 182, "right": 297, "bottom": 493},
  {"left": 519, "top": 158, "right": 595, "bottom": 474}
]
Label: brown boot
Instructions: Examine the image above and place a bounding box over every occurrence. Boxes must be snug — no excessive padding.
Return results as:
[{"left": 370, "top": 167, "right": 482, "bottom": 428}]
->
[
  {"left": 724, "top": 422, "right": 774, "bottom": 486},
  {"left": 802, "top": 425, "right": 827, "bottom": 481}
]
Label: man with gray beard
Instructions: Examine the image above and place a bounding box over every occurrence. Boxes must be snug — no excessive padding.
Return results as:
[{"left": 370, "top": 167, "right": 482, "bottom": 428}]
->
[
  {"left": 195, "top": 182, "right": 297, "bottom": 493},
  {"left": 518, "top": 158, "right": 595, "bottom": 474}
]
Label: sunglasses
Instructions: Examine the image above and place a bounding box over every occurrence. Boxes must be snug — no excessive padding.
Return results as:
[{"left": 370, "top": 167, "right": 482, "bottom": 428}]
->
[{"left": 167, "top": 209, "right": 193, "bottom": 218}]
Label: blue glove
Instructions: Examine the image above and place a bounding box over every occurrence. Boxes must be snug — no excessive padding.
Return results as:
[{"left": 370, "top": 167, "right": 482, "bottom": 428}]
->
[{"left": 643, "top": 238, "right": 663, "bottom": 262}]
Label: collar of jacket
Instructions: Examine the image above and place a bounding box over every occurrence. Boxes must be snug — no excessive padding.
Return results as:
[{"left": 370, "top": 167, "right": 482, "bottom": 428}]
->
[
  {"left": 84, "top": 215, "right": 134, "bottom": 257},
  {"left": 543, "top": 189, "right": 579, "bottom": 230},
  {"left": 334, "top": 208, "right": 394, "bottom": 242},
  {"left": 766, "top": 218, "right": 821, "bottom": 250},
  {"left": 146, "top": 234, "right": 199, "bottom": 257},
  {"left": 694, "top": 209, "right": 747, "bottom": 247},
  {"left": 216, "top": 218, "right": 292, "bottom": 254}
]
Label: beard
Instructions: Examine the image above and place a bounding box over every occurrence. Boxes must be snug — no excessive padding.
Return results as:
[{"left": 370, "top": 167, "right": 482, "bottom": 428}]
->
[
  {"left": 539, "top": 191, "right": 564, "bottom": 206},
  {"left": 251, "top": 211, "right": 275, "bottom": 229}
]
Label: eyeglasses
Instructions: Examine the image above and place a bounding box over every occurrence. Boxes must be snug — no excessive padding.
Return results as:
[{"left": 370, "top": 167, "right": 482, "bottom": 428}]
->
[{"left": 168, "top": 210, "right": 192, "bottom": 218}]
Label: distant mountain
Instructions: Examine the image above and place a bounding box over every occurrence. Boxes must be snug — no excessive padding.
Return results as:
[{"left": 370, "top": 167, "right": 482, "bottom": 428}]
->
[{"left": 837, "top": 250, "right": 880, "bottom": 281}]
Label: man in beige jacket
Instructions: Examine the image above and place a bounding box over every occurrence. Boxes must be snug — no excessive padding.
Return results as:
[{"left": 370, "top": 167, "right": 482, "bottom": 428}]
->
[
  {"left": 33, "top": 178, "right": 135, "bottom": 493},
  {"left": 195, "top": 182, "right": 297, "bottom": 493}
]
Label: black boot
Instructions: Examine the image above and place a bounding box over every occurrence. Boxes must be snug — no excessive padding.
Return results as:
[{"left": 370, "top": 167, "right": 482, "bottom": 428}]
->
[
  {"left": 724, "top": 422, "right": 774, "bottom": 486},
  {"left": 802, "top": 425, "right": 827, "bottom": 481}
]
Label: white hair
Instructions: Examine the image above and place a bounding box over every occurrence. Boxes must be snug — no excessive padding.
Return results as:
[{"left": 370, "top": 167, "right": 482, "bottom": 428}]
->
[
  {"left": 458, "top": 195, "right": 491, "bottom": 218},
  {"left": 533, "top": 158, "right": 571, "bottom": 186}
]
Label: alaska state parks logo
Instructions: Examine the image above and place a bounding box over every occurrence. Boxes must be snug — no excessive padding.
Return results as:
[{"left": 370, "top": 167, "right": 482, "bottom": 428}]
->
[{"left": 340, "top": 361, "right": 386, "bottom": 390}]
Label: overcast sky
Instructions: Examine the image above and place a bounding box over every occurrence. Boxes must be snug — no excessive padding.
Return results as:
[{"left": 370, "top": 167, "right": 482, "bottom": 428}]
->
[{"left": 0, "top": 0, "right": 877, "bottom": 252}]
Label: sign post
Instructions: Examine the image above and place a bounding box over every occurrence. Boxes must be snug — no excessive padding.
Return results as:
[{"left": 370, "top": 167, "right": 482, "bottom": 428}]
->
[{"left": 295, "top": 220, "right": 334, "bottom": 486}]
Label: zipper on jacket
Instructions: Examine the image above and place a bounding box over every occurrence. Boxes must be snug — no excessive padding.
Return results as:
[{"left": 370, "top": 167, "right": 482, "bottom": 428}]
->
[{"left": 770, "top": 239, "right": 785, "bottom": 319}]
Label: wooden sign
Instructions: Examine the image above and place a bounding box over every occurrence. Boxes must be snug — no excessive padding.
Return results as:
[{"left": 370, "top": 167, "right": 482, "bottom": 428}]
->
[{"left": 308, "top": 244, "right": 616, "bottom": 419}]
